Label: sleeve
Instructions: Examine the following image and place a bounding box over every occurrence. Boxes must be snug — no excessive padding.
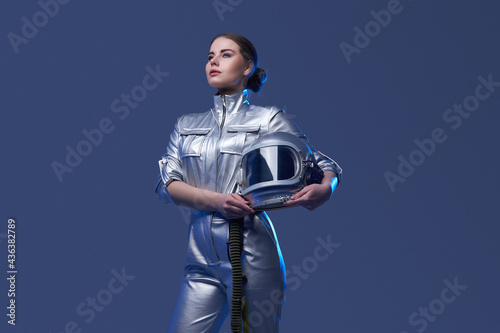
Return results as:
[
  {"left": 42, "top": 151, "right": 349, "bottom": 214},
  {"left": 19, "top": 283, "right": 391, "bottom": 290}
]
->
[
  {"left": 268, "top": 108, "right": 343, "bottom": 183},
  {"left": 154, "top": 117, "right": 185, "bottom": 205}
]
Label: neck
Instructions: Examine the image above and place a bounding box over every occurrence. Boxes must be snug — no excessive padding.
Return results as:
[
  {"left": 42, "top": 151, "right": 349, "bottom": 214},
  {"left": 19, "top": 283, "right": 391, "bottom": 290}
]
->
[
  {"left": 217, "top": 88, "right": 240, "bottom": 96},
  {"left": 216, "top": 79, "right": 248, "bottom": 96}
]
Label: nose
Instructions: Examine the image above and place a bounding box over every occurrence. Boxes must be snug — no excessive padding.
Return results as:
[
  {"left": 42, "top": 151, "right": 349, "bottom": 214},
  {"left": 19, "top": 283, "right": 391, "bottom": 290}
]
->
[{"left": 210, "top": 55, "right": 219, "bottom": 66}]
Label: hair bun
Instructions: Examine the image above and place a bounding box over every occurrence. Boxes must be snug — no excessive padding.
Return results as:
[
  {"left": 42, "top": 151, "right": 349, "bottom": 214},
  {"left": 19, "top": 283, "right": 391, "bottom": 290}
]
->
[{"left": 246, "top": 67, "right": 267, "bottom": 93}]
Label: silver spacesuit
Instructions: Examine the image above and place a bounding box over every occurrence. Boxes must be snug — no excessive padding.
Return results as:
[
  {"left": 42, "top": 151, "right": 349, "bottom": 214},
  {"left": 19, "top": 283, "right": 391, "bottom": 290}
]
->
[{"left": 155, "top": 89, "right": 342, "bottom": 332}]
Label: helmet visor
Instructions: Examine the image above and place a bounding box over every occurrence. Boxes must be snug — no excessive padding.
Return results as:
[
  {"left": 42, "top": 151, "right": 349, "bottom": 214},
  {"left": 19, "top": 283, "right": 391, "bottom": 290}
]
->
[{"left": 243, "top": 146, "right": 299, "bottom": 188}]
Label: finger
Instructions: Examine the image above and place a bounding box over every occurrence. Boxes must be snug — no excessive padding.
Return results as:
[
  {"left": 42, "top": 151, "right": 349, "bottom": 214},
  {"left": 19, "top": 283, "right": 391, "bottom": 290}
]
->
[
  {"left": 230, "top": 198, "right": 253, "bottom": 209},
  {"left": 281, "top": 200, "right": 300, "bottom": 207},
  {"left": 291, "top": 187, "right": 311, "bottom": 200},
  {"left": 281, "top": 197, "right": 305, "bottom": 207},
  {"left": 230, "top": 194, "right": 252, "bottom": 206},
  {"left": 228, "top": 200, "right": 254, "bottom": 213},
  {"left": 290, "top": 194, "right": 311, "bottom": 204},
  {"left": 230, "top": 193, "right": 245, "bottom": 200}
]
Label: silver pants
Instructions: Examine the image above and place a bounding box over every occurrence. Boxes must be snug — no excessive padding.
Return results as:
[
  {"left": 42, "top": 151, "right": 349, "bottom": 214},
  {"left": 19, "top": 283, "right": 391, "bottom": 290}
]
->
[{"left": 167, "top": 211, "right": 286, "bottom": 332}]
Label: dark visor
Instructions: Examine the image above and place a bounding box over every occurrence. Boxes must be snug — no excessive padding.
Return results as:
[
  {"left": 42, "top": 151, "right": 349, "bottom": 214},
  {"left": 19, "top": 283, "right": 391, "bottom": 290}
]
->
[{"left": 243, "top": 146, "right": 298, "bottom": 187}]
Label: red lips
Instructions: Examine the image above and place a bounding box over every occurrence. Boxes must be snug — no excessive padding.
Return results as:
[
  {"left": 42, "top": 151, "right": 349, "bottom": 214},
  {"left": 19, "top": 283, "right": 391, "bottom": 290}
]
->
[{"left": 210, "top": 69, "right": 221, "bottom": 75}]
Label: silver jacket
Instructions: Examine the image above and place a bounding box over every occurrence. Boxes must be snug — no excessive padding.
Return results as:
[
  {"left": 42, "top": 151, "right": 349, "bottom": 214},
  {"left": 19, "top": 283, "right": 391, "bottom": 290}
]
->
[{"left": 156, "top": 89, "right": 342, "bottom": 207}]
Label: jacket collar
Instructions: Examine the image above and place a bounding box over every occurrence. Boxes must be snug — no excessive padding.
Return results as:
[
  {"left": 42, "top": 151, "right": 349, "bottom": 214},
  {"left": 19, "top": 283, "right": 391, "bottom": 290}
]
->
[{"left": 213, "top": 89, "right": 250, "bottom": 115}]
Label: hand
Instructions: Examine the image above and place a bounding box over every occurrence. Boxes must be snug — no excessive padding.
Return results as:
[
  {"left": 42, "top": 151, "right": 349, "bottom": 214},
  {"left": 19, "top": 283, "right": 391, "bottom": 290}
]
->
[
  {"left": 216, "top": 193, "right": 255, "bottom": 219},
  {"left": 281, "top": 183, "right": 332, "bottom": 211}
]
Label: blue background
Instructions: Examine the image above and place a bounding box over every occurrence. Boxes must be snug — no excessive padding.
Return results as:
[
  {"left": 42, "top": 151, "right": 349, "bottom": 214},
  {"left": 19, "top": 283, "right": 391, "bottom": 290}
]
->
[{"left": 1, "top": 0, "right": 499, "bottom": 332}]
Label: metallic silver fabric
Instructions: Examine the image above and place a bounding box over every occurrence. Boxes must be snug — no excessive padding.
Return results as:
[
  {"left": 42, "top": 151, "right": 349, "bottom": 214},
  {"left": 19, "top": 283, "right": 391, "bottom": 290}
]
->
[{"left": 155, "top": 89, "right": 342, "bottom": 332}]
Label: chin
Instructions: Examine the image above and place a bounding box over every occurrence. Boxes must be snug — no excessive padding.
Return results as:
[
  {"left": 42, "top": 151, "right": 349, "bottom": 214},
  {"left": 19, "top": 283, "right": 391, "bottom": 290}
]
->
[
  {"left": 208, "top": 83, "right": 221, "bottom": 90},
  {"left": 208, "top": 81, "right": 226, "bottom": 90}
]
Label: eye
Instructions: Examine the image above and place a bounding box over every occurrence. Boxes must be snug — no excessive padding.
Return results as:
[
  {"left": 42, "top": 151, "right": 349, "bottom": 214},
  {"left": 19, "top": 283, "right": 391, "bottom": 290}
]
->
[
  {"left": 208, "top": 55, "right": 214, "bottom": 61},
  {"left": 222, "top": 53, "right": 231, "bottom": 58}
]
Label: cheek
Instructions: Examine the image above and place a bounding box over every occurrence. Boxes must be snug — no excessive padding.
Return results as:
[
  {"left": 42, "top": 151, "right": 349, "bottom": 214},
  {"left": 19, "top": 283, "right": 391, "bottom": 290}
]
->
[
  {"left": 230, "top": 60, "right": 241, "bottom": 73},
  {"left": 227, "top": 61, "right": 244, "bottom": 78}
]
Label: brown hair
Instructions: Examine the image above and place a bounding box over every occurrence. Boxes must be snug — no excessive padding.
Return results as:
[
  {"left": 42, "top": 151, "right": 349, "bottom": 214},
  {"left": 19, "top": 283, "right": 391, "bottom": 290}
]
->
[{"left": 210, "top": 32, "right": 267, "bottom": 93}]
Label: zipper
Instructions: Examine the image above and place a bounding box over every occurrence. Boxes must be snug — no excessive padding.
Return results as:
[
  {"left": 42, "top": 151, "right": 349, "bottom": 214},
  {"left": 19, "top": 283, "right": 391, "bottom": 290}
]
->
[
  {"left": 210, "top": 94, "right": 227, "bottom": 263},
  {"left": 215, "top": 93, "right": 226, "bottom": 189},
  {"left": 219, "top": 94, "right": 226, "bottom": 138}
]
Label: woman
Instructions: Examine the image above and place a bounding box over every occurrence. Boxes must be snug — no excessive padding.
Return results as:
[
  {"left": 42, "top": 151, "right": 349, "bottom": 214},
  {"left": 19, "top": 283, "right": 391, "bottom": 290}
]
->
[{"left": 155, "top": 32, "right": 342, "bottom": 333}]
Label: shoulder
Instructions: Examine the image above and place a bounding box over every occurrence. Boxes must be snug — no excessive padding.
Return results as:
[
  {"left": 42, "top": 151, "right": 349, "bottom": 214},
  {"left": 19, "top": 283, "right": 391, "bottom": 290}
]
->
[
  {"left": 249, "top": 104, "right": 283, "bottom": 119},
  {"left": 176, "top": 110, "right": 213, "bottom": 128}
]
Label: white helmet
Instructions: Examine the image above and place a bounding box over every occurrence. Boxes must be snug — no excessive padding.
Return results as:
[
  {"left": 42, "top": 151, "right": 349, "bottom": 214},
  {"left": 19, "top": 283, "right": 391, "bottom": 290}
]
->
[{"left": 239, "top": 132, "right": 323, "bottom": 210}]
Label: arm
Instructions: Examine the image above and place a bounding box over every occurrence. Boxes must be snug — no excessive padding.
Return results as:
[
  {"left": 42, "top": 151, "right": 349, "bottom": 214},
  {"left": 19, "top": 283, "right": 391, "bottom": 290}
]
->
[
  {"left": 281, "top": 170, "right": 338, "bottom": 210},
  {"left": 166, "top": 180, "right": 254, "bottom": 219},
  {"left": 268, "top": 109, "right": 342, "bottom": 210},
  {"left": 268, "top": 109, "right": 342, "bottom": 180},
  {"left": 155, "top": 119, "right": 184, "bottom": 205},
  {"left": 155, "top": 117, "right": 253, "bottom": 219}
]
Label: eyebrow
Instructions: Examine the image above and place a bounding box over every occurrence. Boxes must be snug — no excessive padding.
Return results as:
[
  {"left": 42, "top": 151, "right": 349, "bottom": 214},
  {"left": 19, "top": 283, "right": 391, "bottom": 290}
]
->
[{"left": 208, "top": 49, "right": 236, "bottom": 55}]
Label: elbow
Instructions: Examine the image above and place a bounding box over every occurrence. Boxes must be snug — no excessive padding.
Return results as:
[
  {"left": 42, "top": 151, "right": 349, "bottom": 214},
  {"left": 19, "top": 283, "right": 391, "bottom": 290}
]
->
[{"left": 154, "top": 176, "right": 177, "bottom": 205}]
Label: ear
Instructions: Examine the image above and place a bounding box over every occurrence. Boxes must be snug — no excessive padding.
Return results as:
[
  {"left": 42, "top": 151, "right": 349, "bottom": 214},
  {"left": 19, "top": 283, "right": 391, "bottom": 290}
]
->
[{"left": 244, "top": 60, "right": 254, "bottom": 76}]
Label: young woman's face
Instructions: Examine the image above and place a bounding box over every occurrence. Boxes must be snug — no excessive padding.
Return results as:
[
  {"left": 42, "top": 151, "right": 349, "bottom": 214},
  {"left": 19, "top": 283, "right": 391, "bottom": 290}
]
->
[{"left": 206, "top": 37, "right": 253, "bottom": 95}]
